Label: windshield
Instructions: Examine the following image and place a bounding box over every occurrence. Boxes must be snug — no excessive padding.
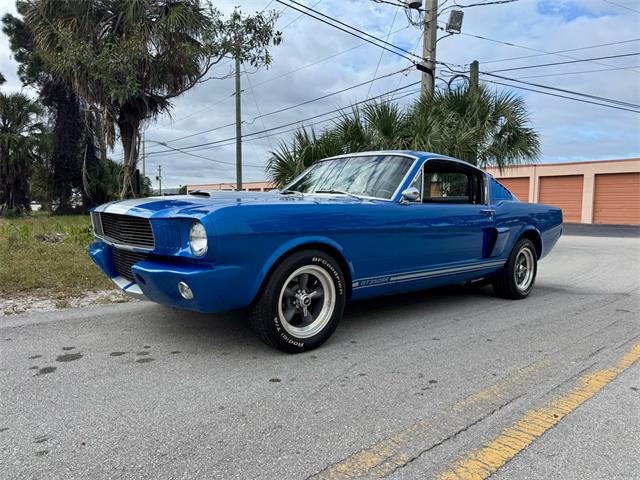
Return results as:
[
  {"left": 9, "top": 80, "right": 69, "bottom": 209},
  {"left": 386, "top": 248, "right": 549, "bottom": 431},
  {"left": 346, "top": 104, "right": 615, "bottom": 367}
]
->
[{"left": 284, "top": 155, "right": 415, "bottom": 199}]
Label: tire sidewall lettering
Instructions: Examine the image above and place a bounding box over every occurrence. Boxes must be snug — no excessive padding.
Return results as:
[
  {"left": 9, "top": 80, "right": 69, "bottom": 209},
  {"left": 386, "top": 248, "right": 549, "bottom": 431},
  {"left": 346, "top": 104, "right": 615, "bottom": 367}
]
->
[
  {"left": 311, "top": 256, "right": 344, "bottom": 296},
  {"left": 272, "top": 315, "right": 305, "bottom": 348},
  {"left": 270, "top": 254, "right": 344, "bottom": 348}
]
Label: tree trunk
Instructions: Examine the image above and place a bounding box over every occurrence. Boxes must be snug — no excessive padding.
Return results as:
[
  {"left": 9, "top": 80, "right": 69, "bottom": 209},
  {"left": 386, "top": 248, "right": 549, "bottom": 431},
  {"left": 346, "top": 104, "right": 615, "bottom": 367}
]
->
[{"left": 118, "top": 120, "right": 139, "bottom": 199}]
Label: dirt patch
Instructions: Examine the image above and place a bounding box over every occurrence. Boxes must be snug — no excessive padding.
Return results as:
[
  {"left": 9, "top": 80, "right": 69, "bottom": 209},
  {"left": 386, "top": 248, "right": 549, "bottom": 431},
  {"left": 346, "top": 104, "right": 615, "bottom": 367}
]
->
[{"left": 1, "top": 289, "right": 135, "bottom": 316}]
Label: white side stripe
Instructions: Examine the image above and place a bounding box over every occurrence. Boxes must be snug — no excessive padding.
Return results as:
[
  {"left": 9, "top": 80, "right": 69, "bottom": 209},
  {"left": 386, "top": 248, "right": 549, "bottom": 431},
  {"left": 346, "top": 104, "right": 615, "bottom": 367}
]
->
[{"left": 352, "top": 260, "right": 505, "bottom": 289}]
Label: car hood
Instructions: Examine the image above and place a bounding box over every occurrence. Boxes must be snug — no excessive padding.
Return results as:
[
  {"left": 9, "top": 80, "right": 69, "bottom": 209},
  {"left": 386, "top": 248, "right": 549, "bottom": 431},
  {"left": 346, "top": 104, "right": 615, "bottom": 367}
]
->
[{"left": 93, "top": 191, "right": 375, "bottom": 219}]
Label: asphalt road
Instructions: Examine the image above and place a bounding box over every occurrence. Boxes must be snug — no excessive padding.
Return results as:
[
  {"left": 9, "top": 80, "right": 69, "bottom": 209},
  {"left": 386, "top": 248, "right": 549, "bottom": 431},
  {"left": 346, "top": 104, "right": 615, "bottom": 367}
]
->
[{"left": 1, "top": 234, "right": 639, "bottom": 480}]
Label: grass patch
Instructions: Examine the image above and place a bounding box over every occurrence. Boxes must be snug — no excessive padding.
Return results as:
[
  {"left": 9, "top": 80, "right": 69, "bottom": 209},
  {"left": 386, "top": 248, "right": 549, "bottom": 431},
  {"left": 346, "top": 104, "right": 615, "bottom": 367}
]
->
[{"left": 0, "top": 214, "right": 114, "bottom": 300}]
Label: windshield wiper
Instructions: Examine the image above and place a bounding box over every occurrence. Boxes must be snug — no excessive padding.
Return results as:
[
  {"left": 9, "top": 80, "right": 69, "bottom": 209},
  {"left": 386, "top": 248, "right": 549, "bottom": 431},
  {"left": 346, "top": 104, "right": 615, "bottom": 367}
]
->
[
  {"left": 314, "top": 189, "right": 363, "bottom": 200},
  {"left": 280, "top": 189, "right": 303, "bottom": 195}
]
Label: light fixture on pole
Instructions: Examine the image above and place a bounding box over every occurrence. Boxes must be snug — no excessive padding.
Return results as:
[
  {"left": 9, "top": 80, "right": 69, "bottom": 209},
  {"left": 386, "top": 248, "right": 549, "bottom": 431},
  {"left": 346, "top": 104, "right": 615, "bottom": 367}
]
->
[{"left": 406, "top": 1, "right": 423, "bottom": 9}]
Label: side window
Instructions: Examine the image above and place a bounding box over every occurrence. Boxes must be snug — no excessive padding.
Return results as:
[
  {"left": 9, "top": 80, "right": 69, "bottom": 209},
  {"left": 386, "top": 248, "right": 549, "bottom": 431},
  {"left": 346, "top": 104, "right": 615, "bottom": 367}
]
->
[
  {"left": 409, "top": 169, "right": 423, "bottom": 201},
  {"left": 422, "top": 165, "right": 483, "bottom": 204}
]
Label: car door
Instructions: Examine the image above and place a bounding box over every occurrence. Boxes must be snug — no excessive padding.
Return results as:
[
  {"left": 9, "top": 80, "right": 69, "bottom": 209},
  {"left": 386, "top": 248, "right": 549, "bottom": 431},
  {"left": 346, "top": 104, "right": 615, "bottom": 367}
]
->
[{"left": 393, "top": 159, "right": 495, "bottom": 276}]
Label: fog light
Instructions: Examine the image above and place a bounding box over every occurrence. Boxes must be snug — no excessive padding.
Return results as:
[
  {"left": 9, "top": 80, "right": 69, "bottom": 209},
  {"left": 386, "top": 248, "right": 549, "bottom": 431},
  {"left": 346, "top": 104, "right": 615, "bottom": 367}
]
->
[{"left": 178, "top": 281, "right": 193, "bottom": 300}]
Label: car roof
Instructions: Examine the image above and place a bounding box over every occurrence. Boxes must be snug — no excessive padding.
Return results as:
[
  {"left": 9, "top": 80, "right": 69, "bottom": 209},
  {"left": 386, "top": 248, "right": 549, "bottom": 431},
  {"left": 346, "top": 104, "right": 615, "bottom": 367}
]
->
[{"left": 321, "top": 150, "right": 487, "bottom": 174}]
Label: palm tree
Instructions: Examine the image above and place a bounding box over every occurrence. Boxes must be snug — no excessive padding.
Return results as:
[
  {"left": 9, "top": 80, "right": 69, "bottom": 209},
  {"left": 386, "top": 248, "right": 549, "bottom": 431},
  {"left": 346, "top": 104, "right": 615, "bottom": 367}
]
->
[
  {"left": 267, "top": 101, "right": 411, "bottom": 188},
  {"left": 0, "top": 92, "right": 44, "bottom": 215},
  {"left": 267, "top": 128, "right": 343, "bottom": 188},
  {"left": 267, "top": 84, "right": 540, "bottom": 187},
  {"left": 408, "top": 84, "right": 540, "bottom": 170},
  {"left": 26, "top": 0, "right": 281, "bottom": 198}
]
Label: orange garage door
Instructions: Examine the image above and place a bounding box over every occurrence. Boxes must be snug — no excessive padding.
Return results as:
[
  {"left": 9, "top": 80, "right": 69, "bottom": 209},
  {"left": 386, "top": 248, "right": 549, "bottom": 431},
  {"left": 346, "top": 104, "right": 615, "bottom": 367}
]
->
[
  {"left": 498, "top": 177, "right": 530, "bottom": 202},
  {"left": 593, "top": 173, "right": 640, "bottom": 225},
  {"left": 539, "top": 175, "right": 583, "bottom": 223}
]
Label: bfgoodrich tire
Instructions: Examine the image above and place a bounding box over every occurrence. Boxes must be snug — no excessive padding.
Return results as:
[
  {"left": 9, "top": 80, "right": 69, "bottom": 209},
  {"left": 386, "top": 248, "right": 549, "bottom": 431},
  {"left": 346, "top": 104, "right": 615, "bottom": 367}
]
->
[
  {"left": 249, "top": 250, "right": 346, "bottom": 353},
  {"left": 492, "top": 238, "right": 538, "bottom": 299}
]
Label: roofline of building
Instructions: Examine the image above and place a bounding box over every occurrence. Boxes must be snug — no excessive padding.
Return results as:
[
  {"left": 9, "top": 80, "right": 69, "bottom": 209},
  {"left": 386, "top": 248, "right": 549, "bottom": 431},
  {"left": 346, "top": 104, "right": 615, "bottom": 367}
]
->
[{"left": 487, "top": 158, "right": 639, "bottom": 169}]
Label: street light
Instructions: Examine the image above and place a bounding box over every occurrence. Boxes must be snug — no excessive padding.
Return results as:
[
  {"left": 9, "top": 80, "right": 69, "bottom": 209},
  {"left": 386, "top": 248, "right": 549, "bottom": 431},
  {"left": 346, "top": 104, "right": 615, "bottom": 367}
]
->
[{"left": 406, "top": 1, "right": 423, "bottom": 9}]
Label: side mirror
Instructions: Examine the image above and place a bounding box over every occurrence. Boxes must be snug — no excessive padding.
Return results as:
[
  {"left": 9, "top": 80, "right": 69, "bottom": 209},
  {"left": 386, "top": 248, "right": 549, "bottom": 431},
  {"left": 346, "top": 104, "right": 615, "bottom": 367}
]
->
[{"left": 400, "top": 187, "right": 420, "bottom": 203}]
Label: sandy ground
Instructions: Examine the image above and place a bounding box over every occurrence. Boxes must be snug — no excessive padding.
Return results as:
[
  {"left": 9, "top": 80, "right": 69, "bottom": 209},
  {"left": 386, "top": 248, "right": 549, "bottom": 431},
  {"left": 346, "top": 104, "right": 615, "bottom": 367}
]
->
[{"left": 0, "top": 289, "right": 133, "bottom": 316}]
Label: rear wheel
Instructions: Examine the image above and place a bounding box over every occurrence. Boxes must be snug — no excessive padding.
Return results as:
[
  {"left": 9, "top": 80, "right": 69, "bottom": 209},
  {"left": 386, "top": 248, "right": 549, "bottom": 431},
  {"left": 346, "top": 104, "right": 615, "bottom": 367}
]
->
[
  {"left": 249, "top": 250, "right": 346, "bottom": 353},
  {"left": 492, "top": 238, "right": 537, "bottom": 299}
]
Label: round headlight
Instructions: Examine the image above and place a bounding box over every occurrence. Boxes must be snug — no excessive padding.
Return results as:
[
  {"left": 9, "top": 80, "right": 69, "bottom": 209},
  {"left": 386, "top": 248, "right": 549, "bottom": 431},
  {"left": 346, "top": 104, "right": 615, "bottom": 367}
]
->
[{"left": 189, "top": 221, "right": 208, "bottom": 257}]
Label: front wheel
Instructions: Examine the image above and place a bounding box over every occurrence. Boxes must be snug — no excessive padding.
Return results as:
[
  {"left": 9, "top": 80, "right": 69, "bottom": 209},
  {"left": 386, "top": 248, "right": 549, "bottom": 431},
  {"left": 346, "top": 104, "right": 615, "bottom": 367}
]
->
[
  {"left": 492, "top": 238, "right": 538, "bottom": 299},
  {"left": 249, "top": 250, "right": 346, "bottom": 353}
]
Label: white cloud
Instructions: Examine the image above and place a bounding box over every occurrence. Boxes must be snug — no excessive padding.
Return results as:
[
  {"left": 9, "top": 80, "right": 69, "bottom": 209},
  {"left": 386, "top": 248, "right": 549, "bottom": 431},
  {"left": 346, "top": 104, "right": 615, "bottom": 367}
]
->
[{"left": 1, "top": 0, "right": 638, "bottom": 188}]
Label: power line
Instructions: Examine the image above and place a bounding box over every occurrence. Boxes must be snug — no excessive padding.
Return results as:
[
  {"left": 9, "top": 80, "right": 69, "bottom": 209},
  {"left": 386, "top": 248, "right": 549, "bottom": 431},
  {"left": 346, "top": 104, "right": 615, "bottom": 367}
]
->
[
  {"left": 481, "top": 78, "right": 640, "bottom": 114},
  {"left": 438, "top": 60, "right": 640, "bottom": 112},
  {"left": 286, "top": 0, "right": 422, "bottom": 59},
  {"left": 146, "top": 82, "right": 421, "bottom": 157},
  {"left": 250, "top": 66, "right": 413, "bottom": 121},
  {"left": 452, "top": 28, "right": 640, "bottom": 73},
  {"left": 168, "top": 30, "right": 414, "bottom": 144},
  {"left": 514, "top": 65, "right": 640, "bottom": 80},
  {"left": 163, "top": 121, "right": 237, "bottom": 144},
  {"left": 159, "top": 0, "right": 304, "bottom": 128},
  {"left": 149, "top": 88, "right": 422, "bottom": 158},
  {"left": 488, "top": 52, "right": 640, "bottom": 73},
  {"left": 367, "top": 7, "right": 400, "bottom": 98},
  {"left": 244, "top": 71, "right": 274, "bottom": 149},
  {"left": 480, "top": 71, "right": 640, "bottom": 109},
  {"left": 274, "top": 0, "right": 422, "bottom": 63},
  {"left": 480, "top": 38, "right": 640, "bottom": 65},
  {"left": 146, "top": 140, "right": 265, "bottom": 168},
  {"left": 442, "top": 0, "right": 519, "bottom": 10},
  {"left": 250, "top": 25, "right": 412, "bottom": 89},
  {"left": 279, "top": 0, "right": 324, "bottom": 29},
  {"left": 162, "top": 5, "right": 416, "bottom": 148},
  {"left": 603, "top": 0, "right": 640, "bottom": 14},
  {"left": 153, "top": 66, "right": 413, "bottom": 149},
  {"left": 147, "top": 82, "right": 420, "bottom": 156}
]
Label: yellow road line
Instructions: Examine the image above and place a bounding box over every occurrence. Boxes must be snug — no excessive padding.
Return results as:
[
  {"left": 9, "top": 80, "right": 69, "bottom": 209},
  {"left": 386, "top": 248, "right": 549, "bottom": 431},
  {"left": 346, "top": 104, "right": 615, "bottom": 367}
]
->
[
  {"left": 310, "top": 359, "right": 550, "bottom": 479},
  {"left": 437, "top": 342, "right": 640, "bottom": 480}
]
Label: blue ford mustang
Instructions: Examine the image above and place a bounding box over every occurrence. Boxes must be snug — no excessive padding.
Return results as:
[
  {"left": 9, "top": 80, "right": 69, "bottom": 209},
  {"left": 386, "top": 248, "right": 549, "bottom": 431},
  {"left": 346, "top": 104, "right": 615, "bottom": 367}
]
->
[{"left": 89, "top": 151, "right": 562, "bottom": 352}]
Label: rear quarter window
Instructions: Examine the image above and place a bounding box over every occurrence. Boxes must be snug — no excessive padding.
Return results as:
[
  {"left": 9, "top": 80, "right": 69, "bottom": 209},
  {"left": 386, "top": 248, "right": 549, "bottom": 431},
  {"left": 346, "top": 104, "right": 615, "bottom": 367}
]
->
[{"left": 490, "top": 178, "right": 516, "bottom": 202}]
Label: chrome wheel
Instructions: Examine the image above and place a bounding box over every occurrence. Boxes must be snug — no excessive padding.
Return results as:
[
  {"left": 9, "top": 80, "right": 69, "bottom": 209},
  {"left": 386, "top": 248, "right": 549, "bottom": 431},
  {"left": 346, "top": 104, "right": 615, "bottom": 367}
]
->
[
  {"left": 514, "top": 246, "right": 535, "bottom": 291},
  {"left": 277, "top": 265, "right": 336, "bottom": 339}
]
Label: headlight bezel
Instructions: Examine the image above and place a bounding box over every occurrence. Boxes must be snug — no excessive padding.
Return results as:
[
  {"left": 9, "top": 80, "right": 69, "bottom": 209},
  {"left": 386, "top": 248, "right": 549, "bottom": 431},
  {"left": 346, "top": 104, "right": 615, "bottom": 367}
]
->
[{"left": 188, "top": 220, "right": 208, "bottom": 257}]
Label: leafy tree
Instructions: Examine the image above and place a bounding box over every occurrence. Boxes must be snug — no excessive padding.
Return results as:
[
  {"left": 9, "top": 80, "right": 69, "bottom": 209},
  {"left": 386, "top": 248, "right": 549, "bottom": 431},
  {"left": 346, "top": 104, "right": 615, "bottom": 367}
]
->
[
  {"left": 267, "top": 85, "right": 540, "bottom": 187},
  {"left": 27, "top": 0, "right": 281, "bottom": 199},
  {"left": 0, "top": 92, "right": 44, "bottom": 215},
  {"left": 0, "top": 73, "right": 5, "bottom": 85},
  {"left": 3, "top": 2, "right": 105, "bottom": 213}
]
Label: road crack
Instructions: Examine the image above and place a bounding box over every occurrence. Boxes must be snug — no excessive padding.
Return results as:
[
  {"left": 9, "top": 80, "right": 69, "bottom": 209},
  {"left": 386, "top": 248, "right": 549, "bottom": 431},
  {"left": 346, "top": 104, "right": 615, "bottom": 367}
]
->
[{"left": 382, "top": 394, "right": 523, "bottom": 477}]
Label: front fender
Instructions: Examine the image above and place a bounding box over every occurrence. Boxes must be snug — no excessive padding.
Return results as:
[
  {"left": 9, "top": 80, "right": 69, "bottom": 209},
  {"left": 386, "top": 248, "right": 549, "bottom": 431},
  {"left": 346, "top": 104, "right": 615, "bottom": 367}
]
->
[{"left": 248, "top": 236, "right": 356, "bottom": 303}]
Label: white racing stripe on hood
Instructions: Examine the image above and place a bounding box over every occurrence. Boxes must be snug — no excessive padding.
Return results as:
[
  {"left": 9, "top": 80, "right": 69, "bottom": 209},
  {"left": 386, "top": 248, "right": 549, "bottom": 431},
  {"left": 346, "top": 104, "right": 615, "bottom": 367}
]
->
[{"left": 102, "top": 197, "right": 165, "bottom": 214}]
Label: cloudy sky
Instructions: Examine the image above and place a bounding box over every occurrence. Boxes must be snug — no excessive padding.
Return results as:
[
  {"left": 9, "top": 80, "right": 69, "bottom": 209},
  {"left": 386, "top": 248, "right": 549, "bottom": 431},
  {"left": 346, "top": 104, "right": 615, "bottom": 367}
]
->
[{"left": 1, "top": 0, "right": 639, "bottom": 189}]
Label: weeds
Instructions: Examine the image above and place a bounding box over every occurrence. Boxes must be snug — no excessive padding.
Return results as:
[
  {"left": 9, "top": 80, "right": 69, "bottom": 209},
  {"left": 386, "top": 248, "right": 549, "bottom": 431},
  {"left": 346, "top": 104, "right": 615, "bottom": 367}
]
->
[{"left": 0, "top": 214, "right": 113, "bottom": 298}]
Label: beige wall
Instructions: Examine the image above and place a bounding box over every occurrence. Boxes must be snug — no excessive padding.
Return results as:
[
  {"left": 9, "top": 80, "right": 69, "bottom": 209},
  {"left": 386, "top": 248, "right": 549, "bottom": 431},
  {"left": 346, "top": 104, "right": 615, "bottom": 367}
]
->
[
  {"left": 187, "top": 181, "right": 275, "bottom": 193},
  {"left": 486, "top": 159, "right": 640, "bottom": 224}
]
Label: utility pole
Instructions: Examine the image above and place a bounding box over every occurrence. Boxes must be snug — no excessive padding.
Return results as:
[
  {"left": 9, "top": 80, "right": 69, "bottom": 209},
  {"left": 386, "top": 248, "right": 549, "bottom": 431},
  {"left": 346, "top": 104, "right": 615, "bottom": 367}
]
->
[
  {"left": 421, "top": 0, "right": 438, "bottom": 97},
  {"left": 470, "top": 60, "right": 479, "bottom": 90},
  {"left": 141, "top": 131, "right": 146, "bottom": 177},
  {"left": 156, "top": 165, "right": 162, "bottom": 196},
  {"left": 234, "top": 47, "right": 243, "bottom": 192}
]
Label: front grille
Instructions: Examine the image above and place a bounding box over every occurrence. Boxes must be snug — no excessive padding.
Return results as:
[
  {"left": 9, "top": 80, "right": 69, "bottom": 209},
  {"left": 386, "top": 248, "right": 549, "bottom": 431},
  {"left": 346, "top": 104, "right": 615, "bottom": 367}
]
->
[
  {"left": 99, "top": 213, "right": 155, "bottom": 249},
  {"left": 112, "top": 248, "right": 148, "bottom": 282}
]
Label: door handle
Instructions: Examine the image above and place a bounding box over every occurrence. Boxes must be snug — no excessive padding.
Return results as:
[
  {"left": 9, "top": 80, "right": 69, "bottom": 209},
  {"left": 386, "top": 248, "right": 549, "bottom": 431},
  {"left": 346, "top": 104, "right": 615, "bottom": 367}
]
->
[{"left": 481, "top": 209, "right": 496, "bottom": 217}]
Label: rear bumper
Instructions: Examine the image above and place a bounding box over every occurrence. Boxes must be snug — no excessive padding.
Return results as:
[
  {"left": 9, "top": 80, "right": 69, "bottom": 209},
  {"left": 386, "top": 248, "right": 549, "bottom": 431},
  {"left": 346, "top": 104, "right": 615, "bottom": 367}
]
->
[{"left": 88, "top": 241, "right": 249, "bottom": 313}]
